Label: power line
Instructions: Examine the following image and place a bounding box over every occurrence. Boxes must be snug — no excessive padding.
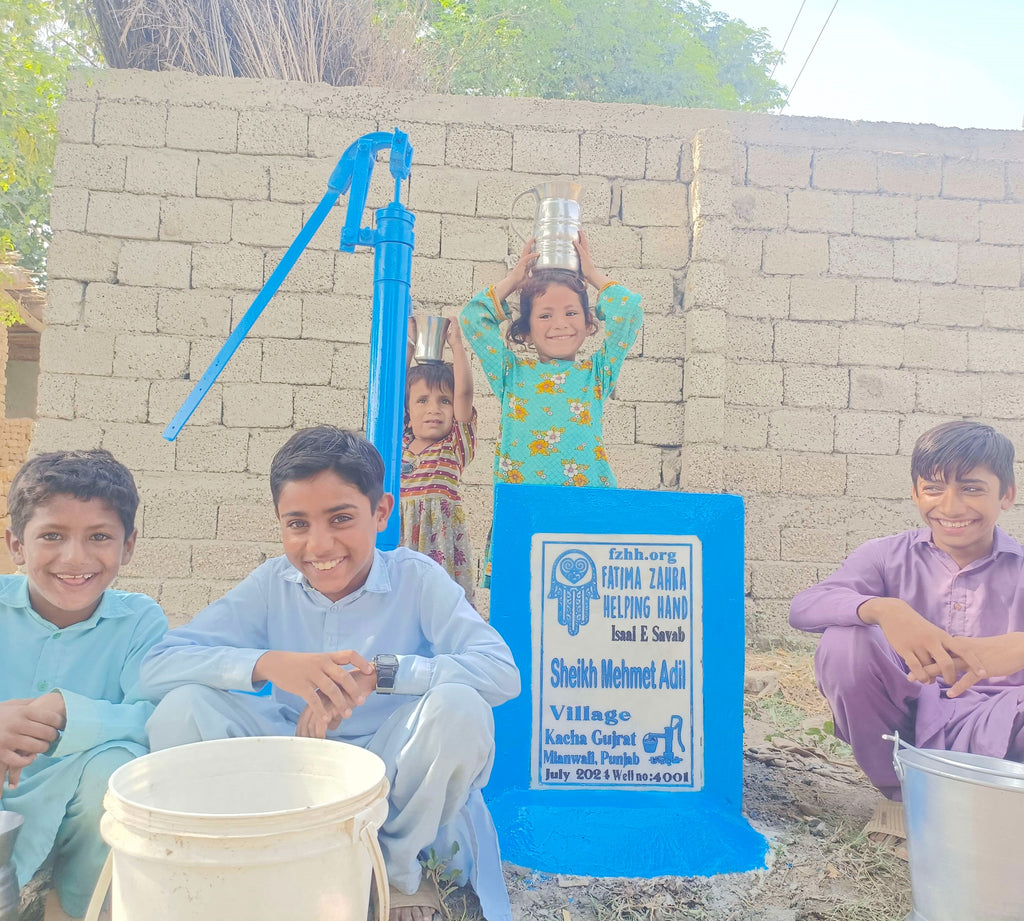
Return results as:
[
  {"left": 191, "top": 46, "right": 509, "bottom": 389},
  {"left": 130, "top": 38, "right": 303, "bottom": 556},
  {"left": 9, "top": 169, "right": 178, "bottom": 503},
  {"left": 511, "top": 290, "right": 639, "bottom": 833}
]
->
[
  {"left": 769, "top": 0, "right": 809, "bottom": 82},
  {"left": 783, "top": 0, "right": 841, "bottom": 109}
]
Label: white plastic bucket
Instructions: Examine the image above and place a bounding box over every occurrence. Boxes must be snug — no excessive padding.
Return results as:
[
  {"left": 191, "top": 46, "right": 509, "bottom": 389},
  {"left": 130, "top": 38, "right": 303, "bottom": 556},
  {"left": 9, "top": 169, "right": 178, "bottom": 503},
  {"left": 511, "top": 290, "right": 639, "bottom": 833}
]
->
[{"left": 99, "top": 737, "right": 390, "bottom": 921}]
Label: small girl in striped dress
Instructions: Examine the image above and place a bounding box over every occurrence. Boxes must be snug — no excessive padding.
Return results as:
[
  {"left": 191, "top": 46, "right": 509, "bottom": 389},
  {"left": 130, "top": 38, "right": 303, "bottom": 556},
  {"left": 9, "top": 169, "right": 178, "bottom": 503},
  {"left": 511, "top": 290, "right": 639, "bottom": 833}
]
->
[{"left": 400, "top": 317, "right": 478, "bottom": 604}]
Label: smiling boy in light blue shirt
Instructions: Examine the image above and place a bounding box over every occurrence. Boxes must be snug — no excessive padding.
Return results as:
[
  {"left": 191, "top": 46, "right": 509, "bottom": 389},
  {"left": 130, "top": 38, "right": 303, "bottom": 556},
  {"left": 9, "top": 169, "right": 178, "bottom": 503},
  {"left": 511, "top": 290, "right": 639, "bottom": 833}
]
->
[
  {"left": 0, "top": 450, "right": 167, "bottom": 918},
  {"left": 141, "top": 426, "right": 520, "bottom": 921}
]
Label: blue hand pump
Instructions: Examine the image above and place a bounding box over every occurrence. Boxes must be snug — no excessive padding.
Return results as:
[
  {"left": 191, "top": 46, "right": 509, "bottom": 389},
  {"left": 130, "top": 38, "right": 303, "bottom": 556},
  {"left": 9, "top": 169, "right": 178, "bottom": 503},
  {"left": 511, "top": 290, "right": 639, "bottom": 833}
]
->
[{"left": 162, "top": 130, "right": 415, "bottom": 550}]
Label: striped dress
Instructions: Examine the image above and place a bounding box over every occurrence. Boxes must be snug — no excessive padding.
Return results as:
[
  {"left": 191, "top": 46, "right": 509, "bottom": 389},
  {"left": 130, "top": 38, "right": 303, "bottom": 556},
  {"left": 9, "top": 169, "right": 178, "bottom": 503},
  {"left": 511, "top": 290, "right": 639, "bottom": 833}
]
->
[{"left": 399, "top": 412, "right": 477, "bottom": 604}]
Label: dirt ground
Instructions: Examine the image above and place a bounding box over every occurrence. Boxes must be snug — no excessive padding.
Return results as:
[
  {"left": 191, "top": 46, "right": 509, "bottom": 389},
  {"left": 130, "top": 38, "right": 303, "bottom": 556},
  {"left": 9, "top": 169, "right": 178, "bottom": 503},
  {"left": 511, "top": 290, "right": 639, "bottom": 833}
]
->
[{"left": 446, "top": 650, "right": 914, "bottom": 921}]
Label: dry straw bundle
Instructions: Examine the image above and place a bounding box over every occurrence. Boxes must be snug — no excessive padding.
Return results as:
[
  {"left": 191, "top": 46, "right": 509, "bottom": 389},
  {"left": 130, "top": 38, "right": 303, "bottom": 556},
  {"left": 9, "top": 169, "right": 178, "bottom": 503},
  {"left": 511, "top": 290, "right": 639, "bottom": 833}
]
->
[{"left": 92, "top": 0, "right": 431, "bottom": 88}]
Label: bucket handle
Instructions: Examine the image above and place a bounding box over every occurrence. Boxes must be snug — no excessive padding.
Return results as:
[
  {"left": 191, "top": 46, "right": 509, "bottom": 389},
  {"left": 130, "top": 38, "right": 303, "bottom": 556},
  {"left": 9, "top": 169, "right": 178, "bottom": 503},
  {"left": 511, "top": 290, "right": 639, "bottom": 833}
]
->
[
  {"left": 361, "top": 822, "right": 391, "bottom": 921},
  {"left": 885, "top": 731, "right": 1024, "bottom": 783},
  {"left": 509, "top": 188, "right": 539, "bottom": 247},
  {"left": 83, "top": 852, "right": 112, "bottom": 921}
]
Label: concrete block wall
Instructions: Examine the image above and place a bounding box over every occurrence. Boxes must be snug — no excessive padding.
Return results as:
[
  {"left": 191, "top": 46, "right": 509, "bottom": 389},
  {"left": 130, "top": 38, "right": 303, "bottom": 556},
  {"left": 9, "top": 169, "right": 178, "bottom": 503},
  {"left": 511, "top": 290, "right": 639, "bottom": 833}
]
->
[
  {"left": 0, "top": 327, "right": 35, "bottom": 574},
  {"left": 34, "top": 68, "right": 1024, "bottom": 640}
]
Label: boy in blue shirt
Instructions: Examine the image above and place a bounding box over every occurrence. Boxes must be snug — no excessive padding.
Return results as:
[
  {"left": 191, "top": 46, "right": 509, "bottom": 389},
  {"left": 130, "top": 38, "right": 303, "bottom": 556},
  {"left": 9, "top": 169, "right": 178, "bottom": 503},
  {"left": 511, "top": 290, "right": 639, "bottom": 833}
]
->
[
  {"left": 1, "top": 450, "right": 167, "bottom": 918},
  {"left": 141, "top": 427, "right": 521, "bottom": 921}
]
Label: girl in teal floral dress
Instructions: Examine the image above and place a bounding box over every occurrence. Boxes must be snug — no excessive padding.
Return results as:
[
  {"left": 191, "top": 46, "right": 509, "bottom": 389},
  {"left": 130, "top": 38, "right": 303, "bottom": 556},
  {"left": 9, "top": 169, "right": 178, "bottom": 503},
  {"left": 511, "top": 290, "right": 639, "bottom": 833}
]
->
[{"left": 460, "top": 230, "right": 643, "bottom": 584}]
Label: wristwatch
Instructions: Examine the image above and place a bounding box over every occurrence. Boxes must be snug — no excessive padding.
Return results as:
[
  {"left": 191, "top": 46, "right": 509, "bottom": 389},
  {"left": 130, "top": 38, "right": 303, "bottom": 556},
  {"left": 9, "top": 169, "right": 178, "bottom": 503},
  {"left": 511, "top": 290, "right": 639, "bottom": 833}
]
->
[{"left": 374, "top": 654, "right": 400, "bottom": 694}]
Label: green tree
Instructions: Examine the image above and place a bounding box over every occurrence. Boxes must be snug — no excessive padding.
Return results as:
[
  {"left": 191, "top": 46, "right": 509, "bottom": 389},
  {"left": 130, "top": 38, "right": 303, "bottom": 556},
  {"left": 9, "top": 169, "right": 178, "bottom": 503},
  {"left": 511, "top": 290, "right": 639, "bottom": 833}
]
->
[
  {"left": 0, "top": 0, "right": 100, "bottom": 282},
  {"left": 423, "top": 0, "right": 785, "bottom": 110}
]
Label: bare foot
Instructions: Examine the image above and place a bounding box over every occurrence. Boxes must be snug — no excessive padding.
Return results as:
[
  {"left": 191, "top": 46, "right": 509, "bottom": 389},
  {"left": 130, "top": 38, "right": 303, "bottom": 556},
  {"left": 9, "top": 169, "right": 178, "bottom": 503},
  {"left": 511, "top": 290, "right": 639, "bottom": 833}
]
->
[
  {"left": 388, "top": 880, "right": 440, "bottom": 921},
  {"left": 390, "top": 905, "right": 437, "bottom": 921}
]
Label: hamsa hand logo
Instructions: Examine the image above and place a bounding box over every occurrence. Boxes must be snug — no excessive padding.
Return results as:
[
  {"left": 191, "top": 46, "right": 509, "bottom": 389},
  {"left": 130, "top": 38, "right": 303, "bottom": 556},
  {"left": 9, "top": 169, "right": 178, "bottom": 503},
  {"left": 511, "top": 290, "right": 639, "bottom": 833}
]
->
[{"left": 548, "top": 549, "right": 599, "bottom": 636}]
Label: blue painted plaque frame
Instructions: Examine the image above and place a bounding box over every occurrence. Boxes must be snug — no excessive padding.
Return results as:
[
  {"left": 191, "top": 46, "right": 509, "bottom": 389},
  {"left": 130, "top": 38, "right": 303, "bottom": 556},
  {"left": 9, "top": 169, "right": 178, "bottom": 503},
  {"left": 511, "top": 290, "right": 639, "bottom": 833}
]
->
[{"left": 486, "top": 484, "right": 767, "bottom": 877}]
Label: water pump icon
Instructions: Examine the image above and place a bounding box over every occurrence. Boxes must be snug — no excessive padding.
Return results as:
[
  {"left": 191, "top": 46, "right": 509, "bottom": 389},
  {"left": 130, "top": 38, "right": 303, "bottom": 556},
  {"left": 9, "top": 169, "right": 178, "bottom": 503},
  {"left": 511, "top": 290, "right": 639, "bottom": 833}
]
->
[{"left": 643, "top": 715, "right": 685, "bottom": 765}]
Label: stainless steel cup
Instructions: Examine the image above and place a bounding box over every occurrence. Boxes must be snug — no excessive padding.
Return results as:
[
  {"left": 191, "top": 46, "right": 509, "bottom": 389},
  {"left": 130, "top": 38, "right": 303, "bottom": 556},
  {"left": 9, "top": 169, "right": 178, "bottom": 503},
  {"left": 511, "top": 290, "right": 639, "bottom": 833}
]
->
[
  {"left": 413, "top": 316, "right": 450, "bottom": 364},
  {"left": 510, "top": 180, "right": 583, "bottom": 272},
  {"left": 0, "top": 812, "right": 24, "bottom": 921}
]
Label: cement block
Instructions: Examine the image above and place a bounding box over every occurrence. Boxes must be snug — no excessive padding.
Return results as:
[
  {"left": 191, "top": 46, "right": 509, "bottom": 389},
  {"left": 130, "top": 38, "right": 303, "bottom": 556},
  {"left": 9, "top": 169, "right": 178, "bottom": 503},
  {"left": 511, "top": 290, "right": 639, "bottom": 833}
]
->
[
  {"left": 160, "top": 198, "right": 233, "bottom": 243},
  {"left": 774, "top": 320, "right": 840, "bottom": 365},
  {"left": 292, "top": 386, "right": 365, "bottom": 429},
  {"left": 942, "top": 157, "right": 1006, "bottom": 200},
  {"left": 850, "top": 368, "right": 916, "bottom": 412},
  {"left": 725, "top": 406, "right": 769, "bottom": 449},
  {"left": 788, "top": 190, "right": 852, "bottom": 233},
  {"left": 637, "top": 400, "right": 686, "bottom": 444},
  {"left": 84, "top": 284, "right": 159, "bottom": 332},
  {"left": 102, "top": 423, "right": 177, "bottom": 473},
  {"left": 747, "top": 145, "right": 812, "bottom": 189},
  {"left": 891, "top": 239, "right": 957, "bottom": 283},
  {"left": 46, "top": 231, "right": 120, "bottom": 283},
  {"left": 75, "top": 376, "right": 150, "bottom": 423},
  {"left": 176, "top": 426, "right": 250, "bottom": 472},
  {"left": 877, "top": 153, "right": 942, "bottom": 197},
  {"left": 512, "top": 128, "right": 580, "bottom": 174},
  {"left": 916, "top": 372, "right": 982, "bottom": 415},
  {"left": 916, "top": 198, "right": 980, "bottom": 242},
  {"left": 846, "top": 454, "right": 910, "bottom": 499},
  {"left": 781, "top": 452, "right": 847, "bottom": 496},
  {"left": 149, "top": 380, "right": 223, "bottom": 427},
  {"left": 767, "top": 408, "right": 834, "bottom": 452},
  {"left": 614, "top": 359, "right": 682, "bottom": 402},
  {"left": 114, "top": 334, "right": 190, "bottom": 379},
  {"left": 732, "top": 188, "right": 788, "bottom": 231},
  {"left": 789, "top": 276, "right": 856, "bottom": 322},
  {"left": 834, "top": 411, "right": 900, "bottom": 455},
  {"left": 189, "top": 338, "right": 262, "bottom": 384},
  {"left": 958, "top": 243, "right": 1021, "bottom": 287},
  {"left": 157, "top": 290, "right": 232, "bottom": 338},
  {"left": 231, "top": 201, "right": 304, "bottom": 247},
  {"left": 763, "top": 232, "right": 829, "bottom": 275},
  {"left": 247, "top": 428, "right": 294, "bottom": 475},
  {"left": 441, "top": 216, "right": 509, "bottom": 261},
  {"left": 683, "top": 353, "right": 725, "bottom": 399},
  {"left": 260, "top": 338, "right": 333, "bottom": 385},
  {"left": 726, "top": 361, "right": 782, "bottom": 406},
  {"left": 237, "top": 109, "right": 308, "bottom": 156},
  {"left": 812, "top": 150, "right": 878, "bottom": 192},
  {"left": 306, "top": 115, "right": 379, "bottom": 158},
  {"left": 968, "top": 329, "right": 1024, "bottom": 373},
  {"left": 829, "top": 236, "right": 894, "bottom": 278},
  {"left": 44, "top": 280, "right": 85, "bottom": 326},
  {"left": 852, "top": 196, "right": 916, "bottom": 238},
  {"left": 268, "top": 156, "right": 334, "bottom": 204},
  {"left": 30, "top": 418, "right": 103, "bottom": 453},
  {"left": 904, "top": 326, "right": 968, "bottom": 370},
  {"left": 783, "top": 365, "right": 849, "bottom": 408},
  {"left": 408, "top": 166, "right": 479, "bottom": 216},
  {"left": 642, "top": 313, "right": 687, "bottom": 358},
  {"left": 118, "top": 240, "right": 193, "bottom": 289},
  {"left": 724, "top": 450, "right": 781, "bottom": 495},
  {"left": 983, "top": 288, "right": 1024, "bottom": 329},
  {"left": 39, "top": 328, "right": 115, "bottom": 375},
  {"left": 581, "top": 132, "right": 646, "bottom": 179},
  {"left": 269, "top": 248, "right": 335, "bottom": 293},
  {"left": 54, "top": 145, "right": 126, "bottom": 192},
  {"left": 222, "top": 383, "right": 294, "bottom": 428},
  {"left": 50, "top": 187, "right": 89, "bottom": 232},
  {"left": 854, "top": 279, "right": 921, "bottom": 324},
  {"left": 57, "top": 99, "right": 95, "bottom": 144},
  {"left": 197, "top": 153, "right": 271, "bottom": 200},
  {"left": 36, "top": 373, "right": 76, "bottom": 420},
  {"left": 167, "top": 105, "right": 239, "bottom": 152},
  {"left": 125, "top": 149, "right": 199, "bottom": 197},
  {"left": 725, "top": 317, "right": 772, "bottom": 361},
  {"left": 918, "top": 285, "right": 984, "bottom": 327},
  {"left": 95, "top": 101, "right": 166, "bottom": 147},
  {"left": 646, "top": 138, "right": 688, "bottom": 182},
  {"left": 980, "top": 203, "right": 1024, "bottom": 244},
  {"left": 85, "top": 191, "right": 160, "bottom": 239},
  {"left": 620, "top": 181, "right": 689, "bottom": 227}
]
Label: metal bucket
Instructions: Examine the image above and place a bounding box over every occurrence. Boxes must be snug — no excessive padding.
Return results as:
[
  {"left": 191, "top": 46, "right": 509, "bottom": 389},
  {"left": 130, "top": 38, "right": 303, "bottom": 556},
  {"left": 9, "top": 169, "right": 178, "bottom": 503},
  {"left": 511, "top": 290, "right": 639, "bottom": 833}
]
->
[
  {"left": 510, "top": 180, "right": 583, "bottom": 271},
  {"left": 888, "top": 732, "right": 1024, "bottom": 921},
  {"left": 0, "top": 811, "right": 24, "bottom": 921},
  {"left": 413, "top": 316, "right": 450, "bottom": 364}
]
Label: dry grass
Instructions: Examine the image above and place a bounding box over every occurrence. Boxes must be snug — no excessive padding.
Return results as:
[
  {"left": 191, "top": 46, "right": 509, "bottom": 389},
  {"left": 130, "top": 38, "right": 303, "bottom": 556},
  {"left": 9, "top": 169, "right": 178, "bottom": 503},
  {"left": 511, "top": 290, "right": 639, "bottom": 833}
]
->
[
  {"left": 90, "top": 0, "right": 434, "bottom": 89},
  {"left": 747, "top": 648, "right": 831, "bottom": 716}
]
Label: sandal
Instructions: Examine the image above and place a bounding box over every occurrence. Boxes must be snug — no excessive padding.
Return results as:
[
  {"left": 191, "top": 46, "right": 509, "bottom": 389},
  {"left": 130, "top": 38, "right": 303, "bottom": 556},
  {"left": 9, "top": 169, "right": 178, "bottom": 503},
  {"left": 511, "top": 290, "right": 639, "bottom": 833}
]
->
[
  {"left": 388, "top": 879, "right": 442, "bottom": 920},
  {"left": 864, "top": 799, "right": 908, "bottom": 860}
]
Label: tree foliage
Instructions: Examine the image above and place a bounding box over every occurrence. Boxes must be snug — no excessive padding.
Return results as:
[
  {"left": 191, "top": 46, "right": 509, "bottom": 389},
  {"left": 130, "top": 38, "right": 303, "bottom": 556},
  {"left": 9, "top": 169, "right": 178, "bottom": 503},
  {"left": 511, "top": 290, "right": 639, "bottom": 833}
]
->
[
  {"left": 422, "top": 0, "right": 785, "bottom": 111},
  {"left": 0, "top": 0, "right": 99, "bottom": 281}
]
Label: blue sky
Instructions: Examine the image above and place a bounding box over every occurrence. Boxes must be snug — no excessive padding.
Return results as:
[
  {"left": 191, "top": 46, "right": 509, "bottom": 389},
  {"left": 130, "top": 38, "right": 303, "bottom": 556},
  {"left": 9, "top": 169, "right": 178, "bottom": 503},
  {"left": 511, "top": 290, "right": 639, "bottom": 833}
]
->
[{"left": 716, "top": 0, "right": 1023, "bottom": 130}]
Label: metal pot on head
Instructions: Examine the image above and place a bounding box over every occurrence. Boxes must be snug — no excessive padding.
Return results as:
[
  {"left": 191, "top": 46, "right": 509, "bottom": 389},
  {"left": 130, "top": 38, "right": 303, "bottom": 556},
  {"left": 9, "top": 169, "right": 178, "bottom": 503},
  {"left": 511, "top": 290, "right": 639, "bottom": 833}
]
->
[
  {"left": 510, "top": 181, "right": 583, "bottom": 272},
  {"left": 412, "top": 316, "right": 451, "bottom": 364}
]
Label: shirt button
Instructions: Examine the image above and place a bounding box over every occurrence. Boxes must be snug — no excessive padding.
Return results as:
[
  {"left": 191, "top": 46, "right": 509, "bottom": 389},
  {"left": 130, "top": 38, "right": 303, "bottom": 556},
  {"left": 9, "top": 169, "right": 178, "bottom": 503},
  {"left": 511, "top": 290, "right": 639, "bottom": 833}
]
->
[
  {"left": 36, "top": 681, "right": 48, "bottom": 691},
  {"left": 52, "top": 633, "right": 61, "bottom": 639},
  {"left": 953, "top": 603, "right": 963, "bottom": 610}
]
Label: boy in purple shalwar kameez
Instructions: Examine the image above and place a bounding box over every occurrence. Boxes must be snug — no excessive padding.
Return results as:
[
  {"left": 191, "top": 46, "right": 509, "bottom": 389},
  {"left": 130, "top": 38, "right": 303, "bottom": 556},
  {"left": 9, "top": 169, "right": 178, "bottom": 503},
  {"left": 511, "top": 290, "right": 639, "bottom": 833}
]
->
[{"left": 791, "top": 421, "right": 1024, "bottom": 803}]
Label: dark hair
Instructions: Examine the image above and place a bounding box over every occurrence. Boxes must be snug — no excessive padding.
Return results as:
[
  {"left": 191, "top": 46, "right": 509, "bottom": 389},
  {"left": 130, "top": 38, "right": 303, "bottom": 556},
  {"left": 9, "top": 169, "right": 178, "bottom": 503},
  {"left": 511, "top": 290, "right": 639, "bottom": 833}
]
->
[
  {"left": 8, "top": 449, "right": 139, "bottom": 541},
  {"left": 405, "top": 362, "right": 454, "bottom": 429},
  {"left": 270, "top": 426, "right": 384, "bottom": 510},
  {"left": 911, "top": 421, "right": 1015, "bottom": 496},
  {"left": 507, "top": 269, "right": 594, "bottom": 347}
]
